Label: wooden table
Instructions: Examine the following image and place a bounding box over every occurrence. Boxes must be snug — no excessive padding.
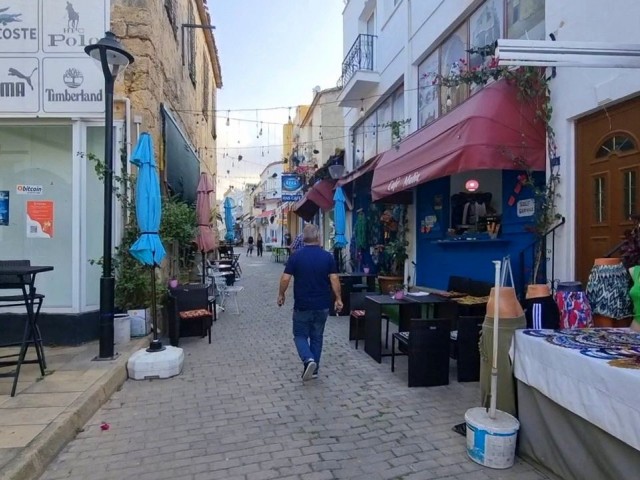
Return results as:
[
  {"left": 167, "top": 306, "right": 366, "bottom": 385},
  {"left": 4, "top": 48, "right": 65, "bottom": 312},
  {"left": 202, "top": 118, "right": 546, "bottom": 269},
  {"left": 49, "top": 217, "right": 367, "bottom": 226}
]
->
[
  {"left": 0, "top": 265, "right": 53, "bottom": 396},
  {"left": 363, "top": 293, "right": 452, "bottom": 363}
]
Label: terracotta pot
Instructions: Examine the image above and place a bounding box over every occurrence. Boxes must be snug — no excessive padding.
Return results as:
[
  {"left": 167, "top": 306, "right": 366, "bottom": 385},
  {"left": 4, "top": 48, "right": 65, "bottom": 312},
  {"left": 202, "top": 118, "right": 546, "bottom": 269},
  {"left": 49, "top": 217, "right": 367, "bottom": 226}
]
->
[
  {"left": 486, "top": 287, "right": 524, "bottom": 318},
  {"left": 526, "top": 284, "right": 551, "bottom": 299},
  {"left": 378, "top": 275, "right": 403, "bottom": 294},
  {"left": 593, "top": 257, "right": 621, "bottom": 266}
]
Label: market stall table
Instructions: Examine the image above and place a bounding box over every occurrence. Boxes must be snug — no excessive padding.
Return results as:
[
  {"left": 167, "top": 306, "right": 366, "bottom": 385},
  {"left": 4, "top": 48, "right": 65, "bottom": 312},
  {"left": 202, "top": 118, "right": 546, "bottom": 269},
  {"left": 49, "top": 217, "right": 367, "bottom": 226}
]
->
[
  {"left": 0, "top": 264, "right": 53, "bottom": 397},
  {"left": 363, "top": 293, "right": 452, "bottom": 363},
  {"left": 512, "top": 328, "right": 640, "bottom": 480}
]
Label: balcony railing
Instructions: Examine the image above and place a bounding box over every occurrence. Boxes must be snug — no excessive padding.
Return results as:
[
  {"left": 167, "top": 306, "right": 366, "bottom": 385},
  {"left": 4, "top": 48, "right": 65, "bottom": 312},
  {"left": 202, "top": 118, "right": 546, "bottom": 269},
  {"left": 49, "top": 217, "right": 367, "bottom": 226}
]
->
[{"left": 340, "top": 34, "right": 375, "bottom": 87}]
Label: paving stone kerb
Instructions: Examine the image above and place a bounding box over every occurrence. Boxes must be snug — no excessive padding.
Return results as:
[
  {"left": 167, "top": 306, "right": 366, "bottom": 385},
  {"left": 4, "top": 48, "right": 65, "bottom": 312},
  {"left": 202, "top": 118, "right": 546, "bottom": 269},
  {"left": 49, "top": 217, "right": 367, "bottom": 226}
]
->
[{"left": 40, "top": 251, "right": 550, "bottom": 480}]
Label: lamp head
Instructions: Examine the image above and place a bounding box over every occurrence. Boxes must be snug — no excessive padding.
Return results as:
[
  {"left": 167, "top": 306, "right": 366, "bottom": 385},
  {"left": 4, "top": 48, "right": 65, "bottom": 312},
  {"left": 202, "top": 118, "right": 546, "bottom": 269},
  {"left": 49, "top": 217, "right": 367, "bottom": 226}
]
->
[{"left": 85, "top": 31, "right": 134, "bottom": 78}]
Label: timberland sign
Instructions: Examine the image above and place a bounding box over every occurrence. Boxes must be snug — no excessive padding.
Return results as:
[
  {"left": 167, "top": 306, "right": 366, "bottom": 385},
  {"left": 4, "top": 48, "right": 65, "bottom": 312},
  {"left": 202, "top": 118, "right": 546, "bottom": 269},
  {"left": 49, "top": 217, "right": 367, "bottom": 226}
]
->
[{"left": 0, "top": 0, "right": 109, "bottom": 116}]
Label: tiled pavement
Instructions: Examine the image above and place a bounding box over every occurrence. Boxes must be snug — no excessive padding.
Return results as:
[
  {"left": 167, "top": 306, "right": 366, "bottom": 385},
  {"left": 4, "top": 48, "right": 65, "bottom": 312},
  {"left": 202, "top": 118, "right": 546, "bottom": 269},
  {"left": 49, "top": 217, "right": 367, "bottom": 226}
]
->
[{"left": 40, "top": 249, "right": 552, "bottom": 480}]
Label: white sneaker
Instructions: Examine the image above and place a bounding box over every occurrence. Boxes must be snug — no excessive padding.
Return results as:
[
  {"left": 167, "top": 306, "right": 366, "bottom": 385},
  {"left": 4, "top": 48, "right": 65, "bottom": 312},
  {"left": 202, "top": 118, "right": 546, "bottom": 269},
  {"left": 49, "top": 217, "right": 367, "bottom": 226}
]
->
[{"left": 302, "top": 360, "right": 316, "bottom": 381}]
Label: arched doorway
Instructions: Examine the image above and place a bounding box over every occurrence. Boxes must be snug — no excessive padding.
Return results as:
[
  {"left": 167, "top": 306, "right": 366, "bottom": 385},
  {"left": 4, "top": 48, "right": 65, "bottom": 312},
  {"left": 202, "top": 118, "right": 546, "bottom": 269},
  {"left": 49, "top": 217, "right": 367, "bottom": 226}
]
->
[{"left": 576, "top": 96, "right": 640, "bottom": 284}]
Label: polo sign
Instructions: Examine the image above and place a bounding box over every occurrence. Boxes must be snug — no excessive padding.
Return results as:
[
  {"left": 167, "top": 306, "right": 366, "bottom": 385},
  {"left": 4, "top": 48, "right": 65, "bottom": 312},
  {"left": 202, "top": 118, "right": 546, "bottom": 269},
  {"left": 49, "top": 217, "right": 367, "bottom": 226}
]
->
[{"left": 282, "top": 174, "right": 303, "bottom": 202}]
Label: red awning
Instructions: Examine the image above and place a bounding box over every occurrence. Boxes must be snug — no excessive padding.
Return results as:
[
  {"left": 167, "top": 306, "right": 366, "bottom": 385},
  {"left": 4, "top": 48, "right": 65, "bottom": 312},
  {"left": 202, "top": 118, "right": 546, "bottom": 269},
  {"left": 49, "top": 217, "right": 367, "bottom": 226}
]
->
[
  {"left": 371, "top": 80, "right": 546, "bottom": 201},
  {"left": 336, "top": 154, "right": 382, "bottom": 187},
  {"left": 293, "top": 179, "right": 336, "bottom": 221},
  {"left": 255, "top": 209, "right": 275, "bottom": 218}
]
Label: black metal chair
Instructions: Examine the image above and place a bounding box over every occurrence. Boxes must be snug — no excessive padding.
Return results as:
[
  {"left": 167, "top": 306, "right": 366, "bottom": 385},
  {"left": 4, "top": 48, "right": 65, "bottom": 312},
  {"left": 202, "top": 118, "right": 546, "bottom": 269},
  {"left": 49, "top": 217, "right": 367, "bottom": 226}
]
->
[
  {"left": 167, "top": 284, "right": 212, "bottom": 347},
  {"left": 0, "top": 259, "right": 47, "bottom": 396},
  {"left": 349, "top": 292, "right": 389, "bottom": 350}
]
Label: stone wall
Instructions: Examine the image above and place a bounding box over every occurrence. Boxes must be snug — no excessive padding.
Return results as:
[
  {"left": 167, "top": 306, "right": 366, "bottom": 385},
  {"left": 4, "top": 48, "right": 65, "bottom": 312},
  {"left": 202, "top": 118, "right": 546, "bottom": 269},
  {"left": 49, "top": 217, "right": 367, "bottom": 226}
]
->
[{"left": 111, "top": 0, "right": 219, "bottom": 181}]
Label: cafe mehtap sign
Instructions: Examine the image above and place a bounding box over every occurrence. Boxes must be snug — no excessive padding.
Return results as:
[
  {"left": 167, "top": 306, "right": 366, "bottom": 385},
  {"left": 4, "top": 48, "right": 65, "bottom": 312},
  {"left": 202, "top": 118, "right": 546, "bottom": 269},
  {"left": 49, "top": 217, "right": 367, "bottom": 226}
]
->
[
  {"left": 281, "top": 174, "right": 303, "bottom": 202},
  {"left": 0, "top": 0, "right": 109, "bottom": 116}
]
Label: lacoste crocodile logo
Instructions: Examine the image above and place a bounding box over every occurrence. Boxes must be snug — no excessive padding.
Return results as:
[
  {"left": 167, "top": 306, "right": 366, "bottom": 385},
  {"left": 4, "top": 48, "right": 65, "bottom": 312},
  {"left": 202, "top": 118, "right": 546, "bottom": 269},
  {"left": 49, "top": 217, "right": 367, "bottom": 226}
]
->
[{"left": 0, "top": 7, "right": 22, "bottom": 26}]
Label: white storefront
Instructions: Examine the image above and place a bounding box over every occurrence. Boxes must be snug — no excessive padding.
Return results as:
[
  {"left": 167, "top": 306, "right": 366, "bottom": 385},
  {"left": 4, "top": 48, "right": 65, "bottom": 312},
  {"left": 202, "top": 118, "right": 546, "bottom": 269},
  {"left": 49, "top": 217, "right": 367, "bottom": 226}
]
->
[{"left": 0, "top": 1, "right": 116, "bottom": 341}]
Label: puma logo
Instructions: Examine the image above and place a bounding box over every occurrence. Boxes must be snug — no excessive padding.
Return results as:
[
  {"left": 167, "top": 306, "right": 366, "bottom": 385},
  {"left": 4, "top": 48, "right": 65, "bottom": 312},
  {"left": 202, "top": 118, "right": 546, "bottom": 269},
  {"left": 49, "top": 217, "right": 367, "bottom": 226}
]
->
[{"left": 8, "top": 67, "right": 37, "bottom": 91}]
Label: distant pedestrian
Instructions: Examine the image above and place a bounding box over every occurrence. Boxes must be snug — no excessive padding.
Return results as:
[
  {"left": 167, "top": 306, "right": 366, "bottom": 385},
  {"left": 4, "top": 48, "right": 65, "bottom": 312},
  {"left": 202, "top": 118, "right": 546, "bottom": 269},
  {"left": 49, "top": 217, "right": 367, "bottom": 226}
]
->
[
  {"left": 246, "top": 235, "right": 254, "bottom": 256},
  {"left": 256, "top": 233, "right": 264, "bottom": 257},
  {"left": 277, "top": 224, "right": 342, "bottom": 381}
]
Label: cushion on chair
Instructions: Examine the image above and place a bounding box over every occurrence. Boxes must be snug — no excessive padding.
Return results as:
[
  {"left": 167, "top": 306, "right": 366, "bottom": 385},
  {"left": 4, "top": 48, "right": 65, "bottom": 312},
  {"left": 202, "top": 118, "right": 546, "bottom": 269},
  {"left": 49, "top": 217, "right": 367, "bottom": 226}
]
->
[
  {"left": 351, "top": 309, "right": 365, "bottom": 317},
  {"left": 179, "top": 308, "right": 211, "bottom": 320}
]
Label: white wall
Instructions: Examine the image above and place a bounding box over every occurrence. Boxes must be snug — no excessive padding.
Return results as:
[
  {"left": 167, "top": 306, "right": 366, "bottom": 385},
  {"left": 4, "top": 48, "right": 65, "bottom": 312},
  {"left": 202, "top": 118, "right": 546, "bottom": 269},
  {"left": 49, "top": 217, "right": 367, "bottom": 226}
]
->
[{"left": 543, "top": 0, "right": 640, "bottom": 281}]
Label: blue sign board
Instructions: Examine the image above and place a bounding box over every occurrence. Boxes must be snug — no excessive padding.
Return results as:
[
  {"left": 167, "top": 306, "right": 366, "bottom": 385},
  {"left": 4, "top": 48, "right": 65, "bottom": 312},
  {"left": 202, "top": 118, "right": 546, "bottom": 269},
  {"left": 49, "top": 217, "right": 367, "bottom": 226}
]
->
[
  {"left": 282, "top": 174, "right": 303, "bottom": 202},
  {"left": 0, "top": 191, "right": 8, "bottom": 226}
]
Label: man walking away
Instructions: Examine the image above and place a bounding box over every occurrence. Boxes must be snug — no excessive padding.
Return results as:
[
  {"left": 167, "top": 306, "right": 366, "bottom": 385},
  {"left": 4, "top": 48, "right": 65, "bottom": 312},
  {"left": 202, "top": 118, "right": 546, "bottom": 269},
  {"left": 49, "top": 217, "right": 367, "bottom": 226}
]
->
[{"left": 278, "top": 225, "right": 342, "bottom": 381}]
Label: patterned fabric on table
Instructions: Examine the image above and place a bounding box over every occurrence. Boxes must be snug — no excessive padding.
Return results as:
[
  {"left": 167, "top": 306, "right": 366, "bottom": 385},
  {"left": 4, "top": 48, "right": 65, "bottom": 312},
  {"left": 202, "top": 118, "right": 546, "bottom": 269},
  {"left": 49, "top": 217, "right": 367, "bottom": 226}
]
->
[
  {"left": 555, "top": 290, "right": 592, "bottom": 329},
  {"left": 178, "top": 309, "right": 211, "bottom": 319},
  {"left": 397, "top": 331, "right": 410, "bottom": 341},
  {"left": 522, "top": 328, "right": 640, "bottom": 361},
  {"left": 585, "top": 263, "right": 633, "bottom": 320}
]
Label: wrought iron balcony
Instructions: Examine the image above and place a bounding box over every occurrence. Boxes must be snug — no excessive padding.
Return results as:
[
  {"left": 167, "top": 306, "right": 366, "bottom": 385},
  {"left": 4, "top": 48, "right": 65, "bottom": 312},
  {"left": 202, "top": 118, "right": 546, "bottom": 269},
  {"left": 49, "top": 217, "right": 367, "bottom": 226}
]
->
[{"left": 340, "top": 34, "right": 375, "bottom": 87}]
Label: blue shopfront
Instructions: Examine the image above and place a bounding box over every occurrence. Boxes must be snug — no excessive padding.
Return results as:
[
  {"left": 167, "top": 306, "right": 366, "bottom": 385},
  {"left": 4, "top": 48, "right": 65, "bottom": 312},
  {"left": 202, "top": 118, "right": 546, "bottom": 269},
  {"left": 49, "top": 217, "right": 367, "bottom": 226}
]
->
[{"left": 371, "top": 81, "right": 548, "bottom": 295}]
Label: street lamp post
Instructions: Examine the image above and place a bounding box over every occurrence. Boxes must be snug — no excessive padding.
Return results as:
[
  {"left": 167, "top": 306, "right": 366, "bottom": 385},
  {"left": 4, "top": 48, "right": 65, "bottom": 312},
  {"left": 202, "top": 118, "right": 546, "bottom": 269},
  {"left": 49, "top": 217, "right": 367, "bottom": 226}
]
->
[{"left": 85, "top": 32, "right": 134, "bottom": 359}]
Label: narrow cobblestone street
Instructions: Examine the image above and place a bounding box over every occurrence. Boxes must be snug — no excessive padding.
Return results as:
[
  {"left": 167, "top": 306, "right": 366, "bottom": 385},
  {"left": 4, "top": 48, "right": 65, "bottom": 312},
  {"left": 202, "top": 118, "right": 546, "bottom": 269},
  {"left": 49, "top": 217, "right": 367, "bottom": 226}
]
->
[{"left": 40, "top": 250, "right": 550, "bottom": 480}]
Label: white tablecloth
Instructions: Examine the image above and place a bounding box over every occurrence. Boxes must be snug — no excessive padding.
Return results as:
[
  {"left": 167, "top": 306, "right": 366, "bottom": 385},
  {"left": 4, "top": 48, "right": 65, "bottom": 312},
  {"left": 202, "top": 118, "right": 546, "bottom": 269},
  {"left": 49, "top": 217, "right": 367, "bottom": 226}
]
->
[{"left": 512, "top": 329, "right": 640, "bottom": 451}]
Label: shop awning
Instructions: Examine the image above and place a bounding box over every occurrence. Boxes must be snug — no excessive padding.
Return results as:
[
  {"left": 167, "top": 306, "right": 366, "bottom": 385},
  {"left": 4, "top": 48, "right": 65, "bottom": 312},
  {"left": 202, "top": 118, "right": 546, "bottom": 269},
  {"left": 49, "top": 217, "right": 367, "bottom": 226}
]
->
[
  {"left": 163, "top": 106, "right": 201, "bottom": 205},
  {"left": 371, "top": 80, "right": 546, "bottom": 201},
  {"left": 337, "top": 154, "right": 381, "bottom": 187},
  {"left": 293, "top": 179, "right": 336, "bottom": 221},
  {"left": 255, "top": 209, "right": 275, "bottom": 218}
]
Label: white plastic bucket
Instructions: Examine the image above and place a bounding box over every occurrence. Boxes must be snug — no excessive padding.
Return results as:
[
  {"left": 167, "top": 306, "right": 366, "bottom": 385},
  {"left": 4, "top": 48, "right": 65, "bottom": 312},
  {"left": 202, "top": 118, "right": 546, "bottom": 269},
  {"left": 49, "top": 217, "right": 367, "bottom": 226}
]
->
[
  {"left": 465, "top": 407, "right": 519, "bottom": 469},
  {"left": 114, "top": 314, "right": 131, "bottom": 345}
]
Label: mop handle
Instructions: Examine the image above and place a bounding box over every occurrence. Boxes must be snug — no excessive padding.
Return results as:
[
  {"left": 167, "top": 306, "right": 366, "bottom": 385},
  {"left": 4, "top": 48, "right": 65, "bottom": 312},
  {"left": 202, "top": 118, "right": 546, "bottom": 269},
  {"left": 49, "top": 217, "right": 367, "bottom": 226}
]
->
[{"left": 490, "top": 260, "right": 501, "bottom": 419}]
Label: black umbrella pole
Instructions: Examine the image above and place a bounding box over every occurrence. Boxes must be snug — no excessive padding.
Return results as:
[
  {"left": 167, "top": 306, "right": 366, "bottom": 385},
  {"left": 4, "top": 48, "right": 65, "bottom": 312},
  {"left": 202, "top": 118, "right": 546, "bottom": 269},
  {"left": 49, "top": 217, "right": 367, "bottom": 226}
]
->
[
  {"left": 202, "top": 251, "right": 206, "bottom": 284},
  {"left": 147, "top": 267, "right": 165, "bottom": 352}
]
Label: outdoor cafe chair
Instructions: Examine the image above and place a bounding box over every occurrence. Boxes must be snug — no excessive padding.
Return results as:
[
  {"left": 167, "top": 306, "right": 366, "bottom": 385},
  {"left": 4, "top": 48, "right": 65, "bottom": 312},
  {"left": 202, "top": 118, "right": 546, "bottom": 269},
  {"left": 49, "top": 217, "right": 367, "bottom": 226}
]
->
[
  {"left": 167, "top": 283, "right": 212, "bottom": 347},
  {"left": 0, "top": 259, "right": 48, "bottom": 396},
  {"left": 213, "top": 275, "right": 244, "bottom": 315},
  {"left": 349, "top": 292, "right": 389, "bottom": 350}
]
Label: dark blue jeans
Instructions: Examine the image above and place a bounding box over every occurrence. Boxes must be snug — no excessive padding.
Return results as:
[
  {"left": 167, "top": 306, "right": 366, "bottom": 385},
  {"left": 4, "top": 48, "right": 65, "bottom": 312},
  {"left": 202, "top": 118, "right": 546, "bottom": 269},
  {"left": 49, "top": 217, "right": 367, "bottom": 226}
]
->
[{"left": 292, "top": 309, "right": 329, "bottom": 365}]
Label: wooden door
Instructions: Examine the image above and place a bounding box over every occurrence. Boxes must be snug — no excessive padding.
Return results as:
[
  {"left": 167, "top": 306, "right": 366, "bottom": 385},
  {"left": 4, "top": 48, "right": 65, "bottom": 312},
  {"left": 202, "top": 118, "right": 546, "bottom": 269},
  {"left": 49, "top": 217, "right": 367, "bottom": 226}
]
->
[{"left": 576, "top": 96, "right": 640, "bottom": 285}]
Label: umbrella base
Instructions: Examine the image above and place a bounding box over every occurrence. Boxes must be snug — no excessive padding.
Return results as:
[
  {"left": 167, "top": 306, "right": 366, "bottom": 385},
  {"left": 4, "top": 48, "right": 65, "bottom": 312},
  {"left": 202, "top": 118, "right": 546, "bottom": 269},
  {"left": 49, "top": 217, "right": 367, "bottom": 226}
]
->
[
  {"left": 127, "top": 345, "right": 184, "bottom": 380},
  {"left": 146, "top": 339, "right": 166, "bottom": 353}
]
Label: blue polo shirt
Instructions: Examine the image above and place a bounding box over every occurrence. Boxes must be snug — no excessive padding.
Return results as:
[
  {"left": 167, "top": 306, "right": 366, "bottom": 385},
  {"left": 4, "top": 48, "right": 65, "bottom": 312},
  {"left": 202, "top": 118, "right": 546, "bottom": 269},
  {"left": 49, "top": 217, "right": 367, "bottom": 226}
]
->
[{"left": 284, "top": 245, "right": 337, "bottom": 311}]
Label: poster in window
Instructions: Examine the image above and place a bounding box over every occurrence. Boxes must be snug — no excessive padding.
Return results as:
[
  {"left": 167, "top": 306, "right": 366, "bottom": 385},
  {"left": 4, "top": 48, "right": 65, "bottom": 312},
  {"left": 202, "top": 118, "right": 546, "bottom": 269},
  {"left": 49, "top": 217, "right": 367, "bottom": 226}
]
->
[
  {"left": 0, "top": 191, "right": 8, "bottom": 226},
  {"left": 26, "top": 200, "right": 54, "bottom": 238},
  {"left": 418, "top": 52, "right": 439, "bottom": 127}
]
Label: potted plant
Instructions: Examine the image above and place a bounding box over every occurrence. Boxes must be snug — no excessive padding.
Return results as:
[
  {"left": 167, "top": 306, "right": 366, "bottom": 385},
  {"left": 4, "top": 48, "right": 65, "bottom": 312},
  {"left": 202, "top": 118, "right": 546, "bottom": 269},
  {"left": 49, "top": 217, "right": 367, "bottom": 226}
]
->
[{"left": 377, "top": 238, "right": 409, "bottom": 294}]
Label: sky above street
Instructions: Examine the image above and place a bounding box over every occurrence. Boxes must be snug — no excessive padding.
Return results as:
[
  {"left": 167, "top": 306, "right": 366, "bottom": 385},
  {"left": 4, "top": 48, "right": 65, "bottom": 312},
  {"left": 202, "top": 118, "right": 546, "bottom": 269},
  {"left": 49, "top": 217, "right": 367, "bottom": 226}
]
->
[{"left": 212, "top": 0, "right": 345, "bottom": 198}]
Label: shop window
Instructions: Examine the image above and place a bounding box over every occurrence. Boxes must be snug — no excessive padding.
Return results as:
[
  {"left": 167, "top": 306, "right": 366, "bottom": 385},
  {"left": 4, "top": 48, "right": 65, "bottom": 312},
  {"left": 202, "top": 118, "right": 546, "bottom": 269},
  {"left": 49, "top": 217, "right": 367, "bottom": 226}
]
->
[
  {"left": 418, "top": 51, "right": 439, "bottom": 128},
  {"left": 353, "top": 125, "right": 364, "bottom": 168},
  {"left": 364, "top": 114, "right": 377, "bottom": 161},
  {"left": 596, "top": 134, "right": 637, "bottom": 158},
  {"left": 392, "top": 86, "right": 405, "bottom": 138},
  {"left": 376, "top": 97, "right": 393, "bottom": 152},
  {"left": 187, "top": 2, "right": 196, "bottom": 85},
  {"left": 0, "top": 125, "right": 73, "bottom": 307},
  {"left": 507, "top": 0, "right": 545, "bottom": 40},
  {"left": 593, "top": 176, "right": 607, "bottom": 223},
  {"left": 440, "top": 25, "right": 468, "bottom": 114},
  {"left": 469, "top": 0, "right": 504, "bottom": 72},
  {"left": 623, "top": 170, "right": 637, "bottom": 220},
  {"left": 164, "top": 0, "right": 177, "bottom": 38},
  {"left": 202, "top": 53, "right": 210, "bottom": 120}
]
